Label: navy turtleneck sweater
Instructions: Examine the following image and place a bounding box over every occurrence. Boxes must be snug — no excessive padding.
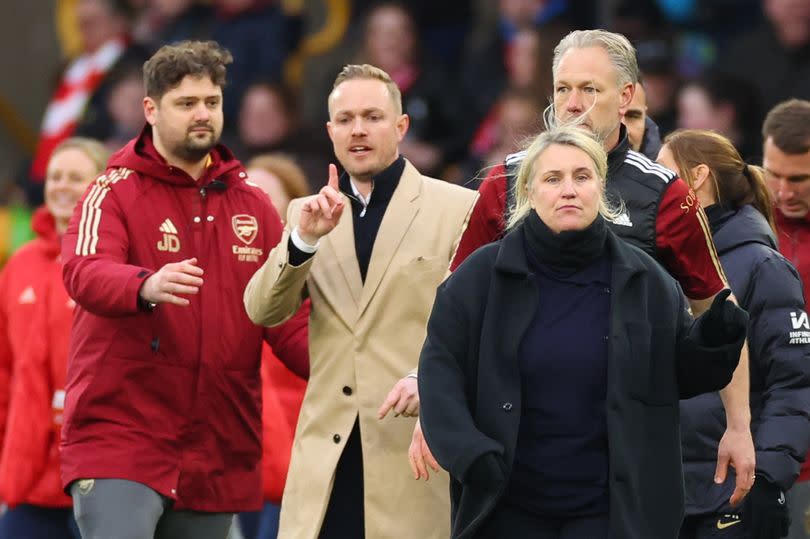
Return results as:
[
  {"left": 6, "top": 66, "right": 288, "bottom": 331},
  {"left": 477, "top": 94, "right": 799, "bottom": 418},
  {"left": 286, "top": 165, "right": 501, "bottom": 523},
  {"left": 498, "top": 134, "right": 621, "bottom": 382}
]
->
[{"left": 503, "top": 243, "right": 612, "bottom": 518}]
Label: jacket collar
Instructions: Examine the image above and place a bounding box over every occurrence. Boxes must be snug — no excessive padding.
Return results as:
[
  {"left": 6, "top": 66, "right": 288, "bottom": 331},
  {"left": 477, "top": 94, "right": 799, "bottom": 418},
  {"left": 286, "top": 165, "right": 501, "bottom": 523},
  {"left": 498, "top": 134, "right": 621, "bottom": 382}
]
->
[
  {"left": 107, "top": 124, "right": 244, "bottom": 188},
  {"left": 32, "top": 206, "right": 60, "bottom": 256},
  {"left": 338, "top": 156, "right": 405, "bottom": 211},
  {"left": 494, "top": 217, "right": 645, "bottom": 282},
  {"left": 608, "top": 124, "right": 630, "bottom": 178}
]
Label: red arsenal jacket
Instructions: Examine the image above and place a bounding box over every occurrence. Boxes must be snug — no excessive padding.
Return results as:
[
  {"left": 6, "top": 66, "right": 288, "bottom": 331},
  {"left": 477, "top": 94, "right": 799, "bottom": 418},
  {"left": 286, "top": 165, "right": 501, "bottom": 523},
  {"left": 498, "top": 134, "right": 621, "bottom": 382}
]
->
[
  {"left": 0, "top": 207, "right": 72, "bottom": 507},
  {"left": 60, "top": 127, "right": 308, "bottom": 512}
]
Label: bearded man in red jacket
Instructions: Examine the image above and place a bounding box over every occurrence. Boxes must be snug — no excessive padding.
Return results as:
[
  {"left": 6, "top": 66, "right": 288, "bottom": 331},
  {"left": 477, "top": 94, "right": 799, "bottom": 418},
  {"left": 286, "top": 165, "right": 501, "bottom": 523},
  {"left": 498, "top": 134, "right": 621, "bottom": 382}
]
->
[{"left": 59, "top": 40, "right": 309, "bottom": 539}]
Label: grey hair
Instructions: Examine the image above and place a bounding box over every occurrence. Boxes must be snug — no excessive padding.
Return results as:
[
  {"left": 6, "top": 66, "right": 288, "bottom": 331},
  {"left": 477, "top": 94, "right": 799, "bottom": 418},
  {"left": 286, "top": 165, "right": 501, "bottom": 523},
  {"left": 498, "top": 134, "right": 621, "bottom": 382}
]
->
[
  {"left": 507, "top": 125, "right": 625, "bottom": 229},
  {"left": 552, "top": 29, "right": 639, "bottom": 87}
]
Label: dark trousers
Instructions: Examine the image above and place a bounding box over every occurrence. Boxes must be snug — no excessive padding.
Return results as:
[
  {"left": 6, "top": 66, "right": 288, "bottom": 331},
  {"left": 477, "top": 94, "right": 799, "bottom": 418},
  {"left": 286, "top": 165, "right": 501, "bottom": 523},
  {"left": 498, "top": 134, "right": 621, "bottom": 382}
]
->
[
  {"left": 476, "top": 500, "right": 610, "bottom": 539},
  {"left": 680, "top": 512, "right": 747, "bottom": 539},
  {"left": 0, "top": 504, "right": 79, "bottom": 539},
  {"left": 319, "top": 419, "right": 365, "bottom": 539}
]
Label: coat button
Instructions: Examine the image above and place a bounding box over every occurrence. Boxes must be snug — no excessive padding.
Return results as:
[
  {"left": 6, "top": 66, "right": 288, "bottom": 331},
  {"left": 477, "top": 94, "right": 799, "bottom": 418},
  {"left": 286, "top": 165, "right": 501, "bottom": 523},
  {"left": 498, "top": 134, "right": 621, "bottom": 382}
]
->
[
  {"left": 193, "top": 216, "right": 201, "bottom": 223},
  {"left": 333, "top": 434, "right": 341, "bottom": 443},
  {"left": 206, "top": 215, "right": 214, "bottom": 222},
  {"left": 502, "top": 402, "right": 513, "bottom": 412},
  {"left": 342, "top": 386, "right": 352, "bottom": 396}
]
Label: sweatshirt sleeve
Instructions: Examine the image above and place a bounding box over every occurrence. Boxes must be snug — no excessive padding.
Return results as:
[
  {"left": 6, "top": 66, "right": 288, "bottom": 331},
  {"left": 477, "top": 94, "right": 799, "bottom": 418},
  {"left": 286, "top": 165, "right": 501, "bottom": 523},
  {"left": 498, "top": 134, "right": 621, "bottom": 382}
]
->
[
  {"left": 747, "top": 257, "right": 810, "bottom": 490},
  {"left": 61, "top": 175, "right": 154, "bottom": 317},
  {"left": 263, "top": 299, "right": 310, "bottom": 380},
  {"left": 449, "top": 164, "right": 507, "bottom": 271},
  {"left": 655, "top": 179, "right": 727, "bottom": 300}
]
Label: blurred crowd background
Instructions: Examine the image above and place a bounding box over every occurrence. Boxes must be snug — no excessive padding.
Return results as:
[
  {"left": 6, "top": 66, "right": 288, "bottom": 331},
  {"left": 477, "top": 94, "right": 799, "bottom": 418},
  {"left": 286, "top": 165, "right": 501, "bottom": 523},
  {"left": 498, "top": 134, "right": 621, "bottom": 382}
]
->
[{"left": 0, "top": 0, "right": 808, "bottom": 267}]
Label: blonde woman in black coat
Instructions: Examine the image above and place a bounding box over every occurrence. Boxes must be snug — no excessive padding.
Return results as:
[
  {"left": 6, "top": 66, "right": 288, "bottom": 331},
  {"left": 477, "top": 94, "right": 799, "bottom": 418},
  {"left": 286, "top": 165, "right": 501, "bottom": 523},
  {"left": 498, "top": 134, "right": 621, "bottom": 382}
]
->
[{"left": 418, "top": 126, "right": 749, "bottom": 539}]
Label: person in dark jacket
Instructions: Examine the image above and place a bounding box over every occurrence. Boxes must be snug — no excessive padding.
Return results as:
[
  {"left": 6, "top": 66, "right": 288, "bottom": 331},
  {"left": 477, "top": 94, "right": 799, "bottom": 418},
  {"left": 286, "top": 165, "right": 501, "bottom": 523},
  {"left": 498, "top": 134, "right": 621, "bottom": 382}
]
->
[
  {"left": 418, "top": 125, "right": 749, "bottom": 539},
  {"left": 622, "top": 80, "right": 662, "bottom": 161},
  {"left": 658, "top": 129, "right": 810, "bottom": 539}
]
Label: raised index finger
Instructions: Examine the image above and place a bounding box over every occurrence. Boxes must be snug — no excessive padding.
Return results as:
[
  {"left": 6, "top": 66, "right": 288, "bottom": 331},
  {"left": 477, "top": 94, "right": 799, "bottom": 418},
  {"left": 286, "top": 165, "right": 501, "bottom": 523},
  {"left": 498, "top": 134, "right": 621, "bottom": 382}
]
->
[{"left": 327, "top": 163, "right": 339, "bottom": 191}]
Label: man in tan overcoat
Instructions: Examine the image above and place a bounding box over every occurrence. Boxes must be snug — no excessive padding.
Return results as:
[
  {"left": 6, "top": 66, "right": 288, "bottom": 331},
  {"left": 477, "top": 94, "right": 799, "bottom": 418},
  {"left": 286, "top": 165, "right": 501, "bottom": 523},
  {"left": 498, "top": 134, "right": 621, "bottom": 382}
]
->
[{"left": 243, "top": 64, "right": 478, "bottom": 539}]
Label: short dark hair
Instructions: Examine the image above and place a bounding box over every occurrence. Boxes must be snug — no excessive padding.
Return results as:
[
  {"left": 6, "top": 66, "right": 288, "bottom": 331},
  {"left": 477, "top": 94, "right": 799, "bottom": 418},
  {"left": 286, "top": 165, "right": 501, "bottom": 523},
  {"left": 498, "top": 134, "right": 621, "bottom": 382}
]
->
[
  {"left": 143, "top": 41, "right": 233, "bottom": 101},
  {"left": 762, "top": 99, "right": 810, "bottom": 154}
]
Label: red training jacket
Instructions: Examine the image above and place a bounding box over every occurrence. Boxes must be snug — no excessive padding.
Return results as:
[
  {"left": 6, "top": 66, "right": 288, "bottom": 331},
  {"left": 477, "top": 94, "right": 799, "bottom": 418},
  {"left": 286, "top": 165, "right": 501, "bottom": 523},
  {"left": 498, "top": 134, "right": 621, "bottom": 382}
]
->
[
  {"left": 60, "top": 127, "right": 308, "bottom": 512},
  {"left": 0, "top": 207, "right": 72, "bottom": 507}
]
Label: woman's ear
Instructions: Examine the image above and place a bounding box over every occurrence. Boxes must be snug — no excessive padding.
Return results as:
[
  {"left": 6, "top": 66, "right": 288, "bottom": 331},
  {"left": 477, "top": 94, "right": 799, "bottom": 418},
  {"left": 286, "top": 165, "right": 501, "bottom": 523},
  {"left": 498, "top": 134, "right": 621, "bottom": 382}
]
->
[{"left": 691, "top": 163, "right": 711, "bottom": 193}]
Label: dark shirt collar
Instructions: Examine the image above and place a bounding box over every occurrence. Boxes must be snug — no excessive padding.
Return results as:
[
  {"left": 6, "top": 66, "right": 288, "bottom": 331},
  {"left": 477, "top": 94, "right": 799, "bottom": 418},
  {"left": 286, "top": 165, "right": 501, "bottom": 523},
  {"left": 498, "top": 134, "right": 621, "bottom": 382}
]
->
[
  {"left": 704, "top": 203, "right": 735, "bottom": 235},
  {"left": 607, "top": 124, "right": 630, "bottom": 178},
  {"left": 338, "top": 156, "right": 405, "bottom": 209}
]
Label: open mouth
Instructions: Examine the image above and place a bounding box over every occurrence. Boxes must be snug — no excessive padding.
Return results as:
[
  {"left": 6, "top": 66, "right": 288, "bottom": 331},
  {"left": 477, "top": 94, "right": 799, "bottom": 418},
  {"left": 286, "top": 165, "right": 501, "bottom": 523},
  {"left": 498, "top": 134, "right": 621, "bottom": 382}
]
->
[{"left": 349, "top": 145, "right": 371, "bottom": 155}]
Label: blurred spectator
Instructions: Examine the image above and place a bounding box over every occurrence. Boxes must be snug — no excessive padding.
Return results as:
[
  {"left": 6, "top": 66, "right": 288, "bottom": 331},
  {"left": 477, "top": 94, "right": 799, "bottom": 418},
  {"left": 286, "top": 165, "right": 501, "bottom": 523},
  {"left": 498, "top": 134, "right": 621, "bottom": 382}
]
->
[
  {"left": 0, "top": 137, "right": 108, "bottom": 539},
  {"left": 101, "top": 64, "right": 145, "bottom": 152},
  {"left": 246, "top": 154, "right": 311, "bottom": 219},
  {"left": 635, "top": 38, "right": 679, "bottom": 135},
  {"left": 462, "top": 25, "right": 555, "bottom": 184},
  {"left": 358, "top": 2, "right": 471, "bottom": 176},
  {"left": 351, "top": 0, "right": 475, "bottom": 67},
  {"left": 229, "top": 81, "right": 333, "bottom": 190},
  {"left": 462, "top": 0, "right": 571, "bottom": 124},
  {"left": 28, "top": 0, "right": 147, "bottom": 204},
  {"left": 623, "top": 80, "right": 662, "bottom": 160},
  {"left": 464, "top": 88, "right": 542, "bottom": 188},
  {"left": 722, "top": 0, "right": 810, "bottom": 113},
  {"left": 131, "top": 0, "right": 213, "bottom": 47},
  {"left": 237, "top": 153, "right": 311, "bottom": 539},
  {"left": 676, "top": 74, "right": 764, "bottom": 161},
  {"left": 210, "top": 0, "right": 302, "bottom": 128}
]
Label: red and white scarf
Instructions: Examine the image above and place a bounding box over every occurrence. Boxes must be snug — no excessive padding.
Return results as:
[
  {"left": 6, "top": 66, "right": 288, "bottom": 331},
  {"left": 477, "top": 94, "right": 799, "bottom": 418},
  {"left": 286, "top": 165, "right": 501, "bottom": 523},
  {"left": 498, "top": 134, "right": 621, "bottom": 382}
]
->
[{"left": 30, "top": 37, "right": 127, "bottom": 181}]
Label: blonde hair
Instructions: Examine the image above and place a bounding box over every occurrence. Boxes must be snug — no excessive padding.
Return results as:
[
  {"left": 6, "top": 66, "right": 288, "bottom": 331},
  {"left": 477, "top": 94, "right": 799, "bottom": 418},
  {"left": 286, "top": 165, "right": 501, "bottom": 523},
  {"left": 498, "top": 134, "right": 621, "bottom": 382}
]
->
[
  {"left": 50, "top": 137, "right": 110, "bottom": 175},
  {"left": 553, "top": 29, "right": 639, "bottom": 87},
  {"left": 330, "top": 64, "right": 403, "bottom": 114},
  {"left": 507, "top": 126, "right": 623, "bottom": 229}
]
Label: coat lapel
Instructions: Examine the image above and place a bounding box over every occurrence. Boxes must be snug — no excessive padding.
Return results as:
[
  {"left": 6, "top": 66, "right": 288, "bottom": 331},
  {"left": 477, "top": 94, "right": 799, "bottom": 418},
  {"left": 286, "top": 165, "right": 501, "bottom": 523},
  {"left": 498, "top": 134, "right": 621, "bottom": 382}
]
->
[
  {"left": 324, "top": 193, "right": 363, "bottom": 319},
  {"left": 357, "top": 161, "right": 422, "bottom": 317}
]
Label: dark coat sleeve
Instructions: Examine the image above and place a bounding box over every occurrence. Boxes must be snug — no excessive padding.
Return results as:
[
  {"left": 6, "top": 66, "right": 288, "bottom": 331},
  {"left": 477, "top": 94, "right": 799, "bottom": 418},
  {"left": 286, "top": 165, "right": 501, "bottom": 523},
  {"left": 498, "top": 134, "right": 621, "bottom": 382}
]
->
[
  {"left": 418, "top": 268, "right": 505, "bottom": 485},
  {"left": 675, "top": 290, "right": 747, "bottom": 399},
  {"left": 747, "top": 257, "right": 810, "bottom": 489}
]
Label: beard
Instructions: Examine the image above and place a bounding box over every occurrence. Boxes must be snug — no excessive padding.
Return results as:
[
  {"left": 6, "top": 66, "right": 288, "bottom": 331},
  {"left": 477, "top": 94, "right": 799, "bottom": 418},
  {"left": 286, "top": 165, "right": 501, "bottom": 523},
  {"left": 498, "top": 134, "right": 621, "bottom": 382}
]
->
[{"left": 172, "top": 128, "right": 220, "bottom": 162}]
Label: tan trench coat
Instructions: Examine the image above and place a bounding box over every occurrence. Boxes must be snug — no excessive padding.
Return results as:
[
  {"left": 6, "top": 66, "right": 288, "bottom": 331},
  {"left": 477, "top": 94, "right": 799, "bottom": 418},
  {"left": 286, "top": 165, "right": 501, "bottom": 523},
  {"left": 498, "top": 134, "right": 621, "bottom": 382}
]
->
[{"left": 244, "top": 161, "right": 478, "bottom": 539}]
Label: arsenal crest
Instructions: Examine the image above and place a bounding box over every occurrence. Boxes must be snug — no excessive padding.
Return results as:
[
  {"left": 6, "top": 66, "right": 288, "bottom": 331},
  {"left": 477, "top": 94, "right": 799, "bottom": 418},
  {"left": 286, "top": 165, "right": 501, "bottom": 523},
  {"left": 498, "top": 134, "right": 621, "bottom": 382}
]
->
[{"left": 232, "top": 214, "right": 259, "bottom": 245}]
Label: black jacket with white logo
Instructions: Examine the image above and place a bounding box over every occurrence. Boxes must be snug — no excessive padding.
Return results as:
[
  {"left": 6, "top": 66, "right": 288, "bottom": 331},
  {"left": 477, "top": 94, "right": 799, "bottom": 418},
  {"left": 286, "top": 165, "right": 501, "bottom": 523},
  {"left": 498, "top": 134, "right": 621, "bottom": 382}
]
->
[{"left": 680, "top": 204, "right": 810, "bottom": 514}]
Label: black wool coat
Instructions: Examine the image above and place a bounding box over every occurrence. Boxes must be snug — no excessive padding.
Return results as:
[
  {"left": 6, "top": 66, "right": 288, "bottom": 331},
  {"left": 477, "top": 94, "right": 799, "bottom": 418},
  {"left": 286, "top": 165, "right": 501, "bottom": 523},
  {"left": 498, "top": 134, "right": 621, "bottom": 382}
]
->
[{"left": 418, "top": 223, "right": 746, "bottom": 539}]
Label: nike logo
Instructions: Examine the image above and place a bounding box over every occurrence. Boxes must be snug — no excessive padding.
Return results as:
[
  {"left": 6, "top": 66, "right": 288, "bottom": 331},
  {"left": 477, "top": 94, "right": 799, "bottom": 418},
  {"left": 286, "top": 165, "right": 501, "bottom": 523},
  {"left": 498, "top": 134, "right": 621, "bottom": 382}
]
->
[{"left": 716, "top": 516, "right": 742, "bottom": 530}]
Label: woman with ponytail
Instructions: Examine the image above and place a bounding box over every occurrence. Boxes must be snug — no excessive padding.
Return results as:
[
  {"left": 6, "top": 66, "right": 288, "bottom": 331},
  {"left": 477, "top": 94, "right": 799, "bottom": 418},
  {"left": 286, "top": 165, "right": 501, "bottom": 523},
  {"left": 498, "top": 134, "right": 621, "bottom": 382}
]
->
[{"left": 659, "top": 129, "right": 810, "bottom": 539}]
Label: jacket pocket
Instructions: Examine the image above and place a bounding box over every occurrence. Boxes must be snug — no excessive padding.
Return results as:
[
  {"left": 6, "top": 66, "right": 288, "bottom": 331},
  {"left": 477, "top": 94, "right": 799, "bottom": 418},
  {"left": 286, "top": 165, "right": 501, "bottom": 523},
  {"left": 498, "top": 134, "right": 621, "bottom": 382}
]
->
[{"left": 625, "top": 321, "right": 678, "bottom": 405}]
